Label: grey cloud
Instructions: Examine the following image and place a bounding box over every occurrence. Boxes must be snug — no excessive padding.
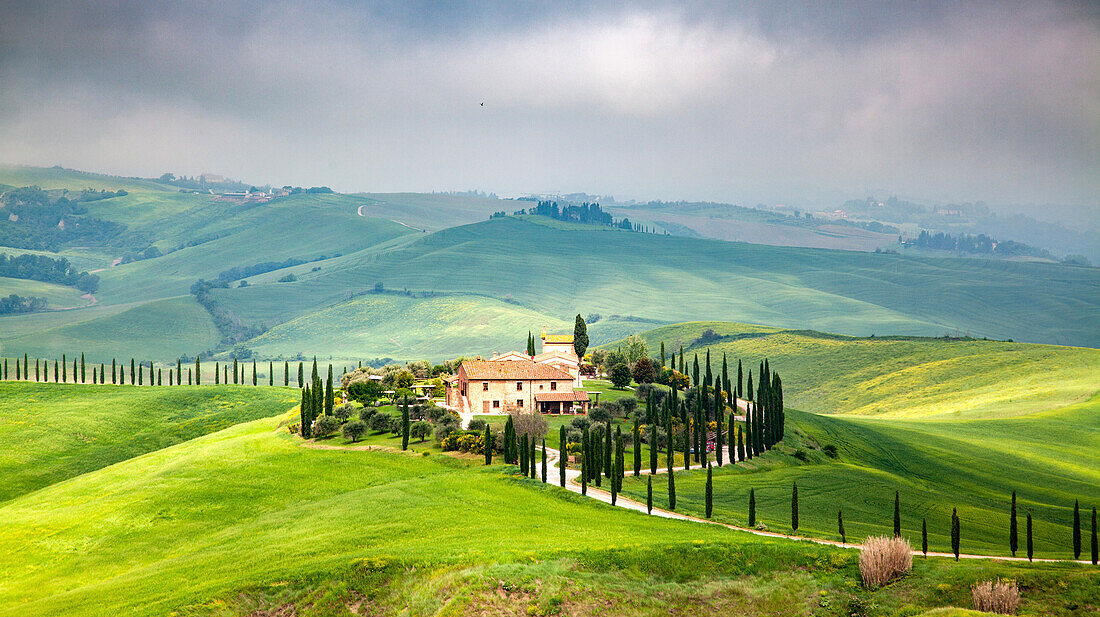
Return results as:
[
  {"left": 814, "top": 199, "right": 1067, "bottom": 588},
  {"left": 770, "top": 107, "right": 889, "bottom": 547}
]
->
[{"left": 0, "top": 0, "right": 1096, "bottom": 211}]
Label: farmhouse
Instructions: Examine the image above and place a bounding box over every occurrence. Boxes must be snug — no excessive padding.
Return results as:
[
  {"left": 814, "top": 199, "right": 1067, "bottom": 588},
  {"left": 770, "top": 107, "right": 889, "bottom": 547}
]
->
[{"left": 444, "top": 328, "right": 592, "bottom": 414}]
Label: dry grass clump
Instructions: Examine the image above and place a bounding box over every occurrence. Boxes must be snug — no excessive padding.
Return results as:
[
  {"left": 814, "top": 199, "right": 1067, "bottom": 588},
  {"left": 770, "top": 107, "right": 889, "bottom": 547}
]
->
[
  {"left": 972, "top": 579, "right": 1019, "bottom": 614},
  {"left": 859, "top": 535, "right": 912, "bottom": 588}
]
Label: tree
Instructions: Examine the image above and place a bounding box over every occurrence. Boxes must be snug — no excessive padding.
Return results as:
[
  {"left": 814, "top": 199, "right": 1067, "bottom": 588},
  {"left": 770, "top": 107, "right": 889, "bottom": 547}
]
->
[
  {"left": 632, "top": 414, "right": 641, "bottom": 476},
  {"left": 80, "top": 353, "right": 85, "bottom": 383},
  {"left": 647, "top": 476, "right": 653, "bottom": 514},
  {"left": 609, "top": 363, "right": 631, "bottom": 388},
  {"left": 195, "top": 358, "right": 200, "bottom": 385},
  {"left": 297, "top": 362, "right": 304, "bottom": 387},
  {"left": 1026, "top": 511, "right": 1034, "bottom": 562},
  {"left": 541, "top": 439, "right": 547, "bottom": 482},
  {"left": 573, "top": 314, "right": 589, "bottom": 357},
  {"left": 233, "top": 357, "right": 239, "bottom": 384},
  {"left": 484, "top": 424, "right": 493, "bottom": 464},
  {"left": 401, "top": 398, "right": 411, "bottom": 450},
  {"left": 951, "top": 507, "right": 961, "bottom": 561},
  {"left": 838, "top": 508, "right": 846, "bottom": 543},
  {"left": 631, "top": 357, "right": 655, "bottom": 384},
  {"left": 1073, "top": 499, "right": 1082, "bottom": 560},
  {"left": 922, "top": 518, "right": 928, "bottom": 556},
  {"left": 791, "top": 481, "right": 799, "bottom": 531},
  {"left": 342, "top": 421, "right": 366, "bottom": 443},
  {"left": 894, "top": 490, "right": 902, "bottom": 537},
  {"left": 748, "top": 488, "right": 756, "bottom": 527},
  {"left": 705, "top": 464, "right": 713, "bottom": 518},
  {"left": 1010, "top": 491, "right": 1018, "bottom": 557},
  {"left": 667, "top": 468, "right": 676, "bottom": 510},
  {"left": 526, "top": 331, "right": 536, "bottom": 356},
  {"left": 325, "top": 366, "right": 335, "bottom": 414},
  {"left": 648, "top": 421, "right": 658, "bottom": 474}
]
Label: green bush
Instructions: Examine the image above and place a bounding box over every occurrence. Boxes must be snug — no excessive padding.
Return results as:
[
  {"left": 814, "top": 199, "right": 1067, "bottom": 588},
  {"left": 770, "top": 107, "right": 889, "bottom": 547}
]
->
[
  {"left": 467, "top": 418, "right": 487, "bottom": 432},
  {"left": 609, "top": 363, "right": 632, "bottom": 388},
  {"left": 410, "top": 421, "right": 432, "bottom": 442},
  {"left": 333, "top": 403, "right": 356, "bottom": 422},
  {"left": 342, "top": 420, "right": 366, "bottom": 442},
  {"left": 311, "top": 415, "right": 340, "bottom": 438}
]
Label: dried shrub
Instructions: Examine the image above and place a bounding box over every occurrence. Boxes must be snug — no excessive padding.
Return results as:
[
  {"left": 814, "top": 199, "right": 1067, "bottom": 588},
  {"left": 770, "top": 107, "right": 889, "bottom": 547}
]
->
[
  {"left": 972, "top": 579, "right": 1019, "bottom": 614},
  {"left": 859, "top": 535, "right": 913, "bottom": 588}
]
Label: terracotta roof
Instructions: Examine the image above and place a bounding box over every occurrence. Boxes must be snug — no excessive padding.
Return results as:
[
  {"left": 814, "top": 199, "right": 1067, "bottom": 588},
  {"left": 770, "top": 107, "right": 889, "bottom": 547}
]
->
[
  {"left": 535, "top": 389, "right": 590, "bottom": 402},
  {"left": 460, "top": 360, "right": 573, "bottom": 381},
  {"left": 542, "top": 334, "right": 574, "bottom": 344}
]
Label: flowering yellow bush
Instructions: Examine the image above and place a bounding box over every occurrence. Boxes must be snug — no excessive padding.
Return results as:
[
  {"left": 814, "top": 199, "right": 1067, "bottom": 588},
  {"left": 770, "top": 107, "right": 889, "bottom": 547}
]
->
[{"left": 441, "top": 431, "right": 484, "bottom": 454}]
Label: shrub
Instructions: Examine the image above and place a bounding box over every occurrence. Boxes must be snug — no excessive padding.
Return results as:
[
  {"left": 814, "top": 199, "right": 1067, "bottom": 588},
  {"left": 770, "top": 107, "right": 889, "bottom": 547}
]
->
[
  {"left": 588, "top": 406, "right": 611, "bottom": 424},
  {"left": 859, "top": 535, "right": 912, "bottom": 588},
  {"left": 311, "top": 415, "right": 341, "bottom": 438},
  {"left": 823, "top": 444, "right": 839, "bottom": 458},
  {"left": 609, "top": 363, "right": 631, "bottom": 388},
  {"left": 287, "top": 422, "right": 300, "bottom": 435},
  {"left": 333, "top": 403, "right": 356, "bottom": 422},
  {"left": 367, "top": 413, "right": 393, "bottom": 434},
  {"left": 794, "top": 449, "right": 809, "bottom": 461},
  {"left": 467, "top": 418, "right": 487, "bottom": 432},
  {"left": 972, "top": 580, "right": 1019, "bottom": 614},
  {"left": 359, "top": 407, "right": 378, "bottom": 424},
  {"left": 410, "top": 420, "right": 432, "bottom": 442},
  {"left": 434, "top": 424, "right": 458, "bottom": 444},
  {"left": 618, "top": 396, "right": 637, "bottom": 416},
  {"left": 570, "top": 415, "right": 591, "bottom": 431},
  {"left": 342, "top": 420, "right": 366, "bottom": 442}
]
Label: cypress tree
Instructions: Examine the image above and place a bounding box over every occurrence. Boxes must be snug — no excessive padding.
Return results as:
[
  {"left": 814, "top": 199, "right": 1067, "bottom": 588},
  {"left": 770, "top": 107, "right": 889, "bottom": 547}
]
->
[
  {"left": 520, "top": 433, "right": 528, "bottom": 473},
  {"left": 311, "top": 357, "right": 318, "bottom": 381},
  {"left": 401, "top": 398, "right": 410, "bottom": 450},
  {"left": 253, "top": 360, "right": 257, "bottom": 386},
  {"left": 541, "top": 439, "right": 547, "bottom": 482},
  {"left": 177, "top": 359, "right": 182, "bottom": 385},
  {"left": 297, "top": 362, "right": 303, "bottom": 387},
  {"left": 749, "top": 488, "right": 756, "bottom": 527},
  {"left": 138, "top": 361, "right": 142, "bottom": 385},
  {"left": 611, "top": 451, "right": 618, "bottom": 505},
  {"left": 23, "top": 353, "right": 27, "bottom": 381},
  {"left": 894, "top": 490, "right": 902, "bottom": 537},
  {"left": 604, "top": 421, "right": 612, "bottom": 479},
  {"left": 791, "top": 481, "right": 799, "bottom": 531},
  {"left": 581, "top": 441, "right": 588, "bottom": 496},
  {"left": 647, "top": 476, "right": 653, "bottom": 514},
  {"left": 951, "top": 507, "right": 961, "bottom": 561},
  {"left": 54, "top": 360, "right": 58, "bottom": 382},
  {"left": 692, "top": 353, "right": 699, "bottom": 388},
  {"left": 705, "top": 464, "right": 713, "bottom": 518},
  {"left": 737, "top": 422, "right": 745, "bottom": 463},
  {"left": 188, "top": 368, "right": 192, "bottom": 384},
  {"left": 530, "top": 436, "right": 537, "bottom": 479},
  {"left": 649, "top": 420, "right": 658, "bottom": 474},
  {"left": 484, "top": 424, "right": 493, "bottom": 464},
  {"left": 679, "top": 346, "right": 684, "bottom": 374},
  {"left": 80, "top": 353, "right": 85, "bottom": 383},
  {"left": 284, "top": 361, "right": 289, "bottom": 386},
  {"left": 61, "top": 355, "right": 66, "bottom": 381},
  {"left": 168, "top": 370, "right": 172, "bottom": 386},
  {"left": 593, "top": 430, "right": 602, "bottom": 487},
  {"left": 736, "top": 359, "right": 743, "bottom": 399},
  {"left": 232, "top": 358, "right": 238, "bottom": 384},
  {"left": 632, "top": 414, "right": 641, "bottom": 476},
  {"left": 157, "top": 368, "right": 162, "bottom": 385},
  {"left": 215, "top": 362, "right": 220, "bottom": 385},
  {"left": 1091, "top": 507, "right": 1097, "bottom": 565},
  {"left": 660, "top": 341, "right": 665, "bottom": 367},
  {"left": 505, "top": 416, "right": 516, "bottom": 463},
  {"left": 1026, "top": 511, "right": 1034, "bottom": 562},
  {"left": 573, "top": 314, "right": 589, "bottom": 358},
  {"left": 559, "top": 426, "right": 567, "bottom": 486},
  {"left": 668, "top": 468, "right": 676, "bottom": 510},
  {"left": 15, "top": 359, "right": 19, "bottom": 381},
  {"left": 1010, "top": 491, "right": 1018, "bottom": 557},
  {"left": 269, "top": 361, "right": 273, "bottom": 386},
  {"left": 325, "top": 366, "right": 334, "bottom": 414},
  {"left": 194, "top": 358, "right": 200, "bottom": 385},
  {"left": 922, "top": 518, "right": 928, "bottom": 555},
  {"left": 1073, "top": 499, "right": 1082, "bottom": 560},
  {"left": 715, "top": 385, "right": 724, "bottom": 467},
  {"left": 838, "top": 508, "right": 846, "bottom": 543}
]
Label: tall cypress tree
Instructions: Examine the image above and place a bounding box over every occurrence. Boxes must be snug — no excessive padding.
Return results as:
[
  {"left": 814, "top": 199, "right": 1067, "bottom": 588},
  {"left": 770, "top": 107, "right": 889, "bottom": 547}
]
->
[
  {"left": 520, "top": 433, "right": 529, "bottom": 474},
  {"left": 401, "top": 398, "right": 410, "bottom": 450},
  {"left": 1026, "top": 511, "right": 1034, "bottom": 562},
  {"left": 215, "top": 362, "right": 220, "bottom": 384},
  {"left": 632, "top": 414, "right": 641, "bottom": 476},
  {"left": 838, "top": 508, "right": 846, "bottom": 543},
  {"left": 660, "top": 341, "right": 665, "bottom": 367},
  {"left": 1010, "top": 491, "right": 1018, "bottom": 557},
  {"left": 80, "top": 353, "right": 85, "bottom": 383},
  {"left": 268, "top": 361, "right": 273, "bottom": 386},
  {"left": 1073, "top": 499, "right": 1082, "bottom": 560},
  {"left": 177, "top": 359, "right": 182, "bottom": 385},
  {"left": 647, "top": 476, "right": 653, "bottom": 514},
  {"left": 157, "top": 369, "right": 162, "bottom": 385},
  {"left": 580, "top": 438, "right": 588, "bottom": 496},
  {"left": 194, "top": 357, "right": 200, "bottom": 385},
  {"left": 284, "top": 361, "right": 289, "bottom": 386},
  {"left": 791, "top": 481, "right": 799, "bottom": 531},
  {"left": 299, "top": 387, "right": 311, "bottom": 438},
  {"left": 715, "top": 381, "right": 724, "bottom": 467},
  {"left": 325, "top": 366, "right": 335, "bottom": 414},
  {"left": 297, "top": 362, "right": 303, "bottom": 387},
  {"left": 894, "top": 490, "right": 902, "bottom": 537},
  {"left": 748, "top": 488, "right": 756, "bottom": 527},
  {"left": 649, "top": 420, "right": 658, "bottom": 474},
  {"left": 62, "top": 354, "right": 66, "bottom": 381},
  {"left": 541, "top": 439, "right": 547, "bottom": 482},
  {"left": 232, "top": 358, "right": 238, "bottom": 384},
  {"left": 504, "top": 416, "right": 515, "bottom": 464},
  {"left": 253, "top": 360, "right": 257, "bottom": 386},
  {"left": 737, "top": 423, "right": 745, "bottom": 462},
  {"left": 736, "top": 359, "right": 743, "bottom": 399},
  {"left": 573, "top": 314, "right": 589, "bottom": 358},
  {"left": 484, "top": 424, "right": 493, "bottom": 465},
  {"left": 53, "top": 360, "right": 58, "bottom": 382},
  {"left": 951, "top": 507, "right": 961, "bottom": 561},
  {"left": 667, "top": 468, "right": 676, "bottom": 510},
  {"left": 922, "top": 518, "right": 928, "bottom": 555},
  {"left": 604, "top": 420, "right": 612, "bottom": 479},
  {"left": 559, "top": 426, "right": 566, "bottom": 486},
  {"left": 705, "top": 464, "right": 713, "bottom": 518}
]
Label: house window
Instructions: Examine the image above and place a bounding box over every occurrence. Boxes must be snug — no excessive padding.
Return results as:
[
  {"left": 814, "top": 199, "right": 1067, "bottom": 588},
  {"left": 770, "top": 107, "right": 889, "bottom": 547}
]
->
[
  {"left": 483, "top": 382, "right": 489, "bottom": 391},
  {"left": 539, "top": 384, "right": 544, "bottom": 390},
  {"left": 517, "top": 399, "right": 523, "bottom": 407},
  {"left": 516, "top": 381, "right": 523, "bottom": 391},
  {"left": 550, "top": 382, "right": 557, "bottom": 391},
  {"left": 493, "top": 400, "right": 500, "bottom": 408}
]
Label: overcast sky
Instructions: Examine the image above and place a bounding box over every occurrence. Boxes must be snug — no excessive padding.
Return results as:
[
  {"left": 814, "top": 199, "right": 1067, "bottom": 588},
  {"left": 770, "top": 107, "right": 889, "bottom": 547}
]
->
[{"left": 0, "top": 1, "right": 1096, "bottom": 210}]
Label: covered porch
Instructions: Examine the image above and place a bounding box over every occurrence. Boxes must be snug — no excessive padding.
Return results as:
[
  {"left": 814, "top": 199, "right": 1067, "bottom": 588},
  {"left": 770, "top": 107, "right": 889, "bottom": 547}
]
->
[{"left": 535, "top": 389, "right": 594, "bottom": 415}]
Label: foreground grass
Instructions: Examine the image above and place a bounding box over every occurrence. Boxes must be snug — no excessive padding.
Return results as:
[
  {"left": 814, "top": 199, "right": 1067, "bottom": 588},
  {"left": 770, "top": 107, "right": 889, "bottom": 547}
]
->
[
  {"left": 0, "top": 410, "right": 1094, "bottom": 617},
  {"left": 0, "top": 382, "right": 299, "bottom": 502}
]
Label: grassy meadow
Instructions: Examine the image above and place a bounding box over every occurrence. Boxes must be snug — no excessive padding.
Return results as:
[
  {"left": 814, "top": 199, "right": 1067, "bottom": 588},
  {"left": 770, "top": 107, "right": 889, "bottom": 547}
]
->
[
  {"left": 0, "top": 403, "right": 1094, "bottom": 617},
  {"left": 0, "top": 381, "right": 299, "bottom": 502}
]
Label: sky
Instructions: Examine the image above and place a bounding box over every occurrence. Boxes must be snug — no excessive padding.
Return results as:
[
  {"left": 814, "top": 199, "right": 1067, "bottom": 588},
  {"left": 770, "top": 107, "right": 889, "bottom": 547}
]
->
[{"left": 0, "top": 0, "right": 1097, "bottom": 211}]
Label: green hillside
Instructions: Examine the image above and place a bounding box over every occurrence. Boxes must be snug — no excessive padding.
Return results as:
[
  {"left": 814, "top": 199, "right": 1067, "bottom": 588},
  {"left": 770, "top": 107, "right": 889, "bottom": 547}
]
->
[
  {"left": 0, "top": 276, "right": 90, "bottom": 309},
  {"left": 622, "top": 321, "right": 1100, "bottom": 419},
  {"left": 0, "top": 382, "right": 299, "bottom": 502},
  {"left": 0, "top": 406, "right": 1091, "bottom": 616},
  {"left": 0, "top": 296, "right": 221, "bottom": 359}
]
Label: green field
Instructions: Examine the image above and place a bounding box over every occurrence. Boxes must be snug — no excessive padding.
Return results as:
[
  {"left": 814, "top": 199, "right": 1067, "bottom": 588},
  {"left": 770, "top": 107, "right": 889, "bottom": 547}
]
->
[
  {"left": 0, "top": 382, "right": 299, "bottom": 502},
  {"left": 622, "top": 321, "right": 1100, "bottom": 419},
  {"left": 0, "top": 275, "right": 90, "bottom": 309},
  {"left": 0, "top": 399, "right": 1093, "bottom": 616}
]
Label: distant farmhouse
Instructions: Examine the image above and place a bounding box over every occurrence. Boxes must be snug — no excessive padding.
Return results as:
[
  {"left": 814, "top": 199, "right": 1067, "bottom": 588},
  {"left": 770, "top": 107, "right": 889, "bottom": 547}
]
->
[{"left": 445, "top": 328, "right": 594, "bottom": 415}]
